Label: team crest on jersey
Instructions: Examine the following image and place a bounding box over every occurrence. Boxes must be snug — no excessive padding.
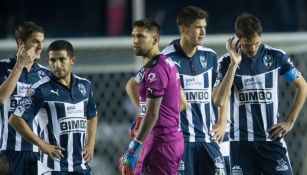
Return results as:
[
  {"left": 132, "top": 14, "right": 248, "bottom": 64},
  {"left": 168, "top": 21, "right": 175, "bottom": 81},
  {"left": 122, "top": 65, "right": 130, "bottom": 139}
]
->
[
  {"left": 147, "top": 73, "right": 157, "bottom": 83},
  {"left": 78, "top": 83, "right": 86, "bottom": 96},
  {"left": 38, "top": 70, "right": 47, "bottom": 79},
  {"left": 200, "top": 56, "right": 208, "bottom": 69},
  {"left": 263, "top": 55, "right": 273, "bottom": 68},
  {"left": 214, "top": 156, "right": 224, "bottom": 169},
  {"left": 275, "top": 159, "right": 289, "bottom": 171}
]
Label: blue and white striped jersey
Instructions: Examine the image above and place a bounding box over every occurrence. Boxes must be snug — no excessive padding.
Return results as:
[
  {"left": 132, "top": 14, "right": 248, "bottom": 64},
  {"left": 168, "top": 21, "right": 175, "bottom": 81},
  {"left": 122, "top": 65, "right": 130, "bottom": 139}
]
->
[
  {"left": 216, "top": 44, "right": 301, "bottom": 141},
  {"left": 0, "top": 57, "right": 50, "bottom": 152},
  {"left": 162, "top": 40, "right": 218, "bottom": 143},
  {"left": 14, "top": 74, "right": 97, "bottom": 172}
]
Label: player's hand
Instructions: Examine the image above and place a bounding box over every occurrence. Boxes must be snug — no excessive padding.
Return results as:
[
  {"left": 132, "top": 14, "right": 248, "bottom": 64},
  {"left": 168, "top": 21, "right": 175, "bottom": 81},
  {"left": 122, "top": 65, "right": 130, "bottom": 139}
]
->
[
  {"left": 83, "top": 144, "right": 95, "bottom": 163},
  {"left": 16, "top": 44, "right": 36, "bottom": 67},
  {"left": 267, "top": 120, "right": 294, "bottom": 140},
  {"left": 39, "top": 141, "right": 65, "bottom": 160},
  {"left": 211, "top": 122, "right": 227, "bottom": 143},
  {"left": 129, "top": 117, "right": 142, "bottom": 138},
  {"left": 226, "top": 37, "right": 242, "bottom": 66},
  {"left": 119, "top": 139, "right": 142, "bottom": 175}
]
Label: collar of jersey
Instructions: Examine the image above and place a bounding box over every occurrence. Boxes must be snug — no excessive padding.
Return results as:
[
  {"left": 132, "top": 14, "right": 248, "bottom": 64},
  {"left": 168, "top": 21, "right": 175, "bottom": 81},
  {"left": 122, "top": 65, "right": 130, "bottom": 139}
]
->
[{"left": 143, "top": 54, "right": 161, "bottom": 68}]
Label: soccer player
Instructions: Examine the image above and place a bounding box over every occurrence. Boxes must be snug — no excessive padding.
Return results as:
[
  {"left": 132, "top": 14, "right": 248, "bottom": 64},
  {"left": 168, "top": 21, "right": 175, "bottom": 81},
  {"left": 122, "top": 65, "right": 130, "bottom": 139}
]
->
[
  {"left": 0, "top": 21, "right": 50, "bottom": 175},
  {"left": 119, "top": 19, "right": 184, "bottom": 175},
  {"left": 214, "top": 13, "right": 307, "bottom": 174},
  {"left": 9, "top": 40, "right": 98, "bottom": 175},
  {"left": 162, "top": 6, "right": 227, "bottom": 174}
]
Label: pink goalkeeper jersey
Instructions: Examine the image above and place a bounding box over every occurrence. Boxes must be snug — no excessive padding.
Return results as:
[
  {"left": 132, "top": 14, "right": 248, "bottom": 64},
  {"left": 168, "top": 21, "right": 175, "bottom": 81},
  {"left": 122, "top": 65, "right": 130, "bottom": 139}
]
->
[{"left": 136, "top": 54, "right": 183, "bottom": 146}]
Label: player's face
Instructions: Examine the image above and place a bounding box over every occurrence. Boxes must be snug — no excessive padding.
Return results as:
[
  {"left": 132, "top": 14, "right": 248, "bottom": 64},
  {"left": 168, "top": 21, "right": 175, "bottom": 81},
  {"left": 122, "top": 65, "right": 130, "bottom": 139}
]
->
[
  {"left": 181, "top": 18, "right": 206, "bottom": 47},
  {"left": 48, "top": 50, "right": 75, "bottom": 79},
  {"left": 131, "top": 26, "right": 156, "bottom": 57},
  {"left": 21, "top": 32, "right": 44, "bottom": 60},
  {"left": 239, "top": 34, "right": 261, "bottom": 58}
]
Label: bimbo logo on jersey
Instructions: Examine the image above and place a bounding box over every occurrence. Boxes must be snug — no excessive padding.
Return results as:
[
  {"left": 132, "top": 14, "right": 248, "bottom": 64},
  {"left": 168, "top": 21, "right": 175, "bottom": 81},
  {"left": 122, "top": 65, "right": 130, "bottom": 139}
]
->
[
  {"left": 59, "top": 117, "right": 87, "bottom": 134},
  {"left": 185, "top": 89, "right": 210, "bottom": 103},
  {"left": 239, "top": 89, "right": 273, "bottom": 104}
]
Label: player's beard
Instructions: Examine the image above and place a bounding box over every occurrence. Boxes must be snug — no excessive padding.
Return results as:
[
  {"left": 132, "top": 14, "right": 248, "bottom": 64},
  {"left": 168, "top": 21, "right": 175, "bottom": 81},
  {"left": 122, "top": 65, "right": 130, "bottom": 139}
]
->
[
  {"left": 53, "top": 70, "right": 69, "bottom": 80},
  {"left": 134, "top": 47, "right": 151, "bottom": 57}
]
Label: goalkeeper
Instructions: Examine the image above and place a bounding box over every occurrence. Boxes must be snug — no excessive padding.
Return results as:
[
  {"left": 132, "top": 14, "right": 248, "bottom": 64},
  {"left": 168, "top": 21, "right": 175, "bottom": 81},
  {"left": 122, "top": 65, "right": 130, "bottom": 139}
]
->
[{"left": 119, "top": 18, "right": 186, "bottom": 175}]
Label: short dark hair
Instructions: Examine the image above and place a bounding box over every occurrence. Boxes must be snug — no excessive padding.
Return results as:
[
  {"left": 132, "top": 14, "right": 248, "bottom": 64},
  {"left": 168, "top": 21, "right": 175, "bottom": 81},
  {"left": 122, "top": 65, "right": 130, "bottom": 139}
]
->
[
  {"left": 48, "top": 40, "right": 74, "bottom": 57},
  {"left": 133, "top": 18, "right": 160, "bottom": 36},
  {"left": 235, "top": 13, "right": 262, "bottom": 39},
  {"left": 177, "top": 6, "right": 208, "bottom": 27},
  {"left": 15, "top": 21, "right": 44, "bottom": 43}
]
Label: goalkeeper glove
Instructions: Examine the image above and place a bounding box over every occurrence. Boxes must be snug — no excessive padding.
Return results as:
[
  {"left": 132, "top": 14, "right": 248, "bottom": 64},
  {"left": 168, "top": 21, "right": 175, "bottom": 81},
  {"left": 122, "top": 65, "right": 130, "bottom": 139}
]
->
[
  {"left": 129, "top": 117, "right": 142, "bottom": 138},
  {"left": 119, "top": 139, "right": 142, "bottom": 175}
]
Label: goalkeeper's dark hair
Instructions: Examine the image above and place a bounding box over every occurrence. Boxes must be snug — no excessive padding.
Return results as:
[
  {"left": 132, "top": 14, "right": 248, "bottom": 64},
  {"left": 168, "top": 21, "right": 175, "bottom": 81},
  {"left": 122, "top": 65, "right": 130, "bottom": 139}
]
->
[
  {"left": 133, "top": 18, "right": 160, "bottom": 36},
  {"left": 48, "top": 40, "right": 75, "bottom": 57},
  {"left": 15, "top": 21, "right": 44, "bottom": 45},
  {"left": 235, "top": 13, "right": 262, "bottom": 39},
  {"left": 176, "top": 6, "right": 208, "bottom": 27}
]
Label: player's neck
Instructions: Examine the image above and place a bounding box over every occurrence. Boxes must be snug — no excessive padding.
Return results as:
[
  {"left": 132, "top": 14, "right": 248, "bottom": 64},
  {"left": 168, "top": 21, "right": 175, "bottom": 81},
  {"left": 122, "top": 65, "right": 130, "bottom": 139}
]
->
[
  {"left": 57, "top": 73, "right": 72, "bottom": 89},
  {"left": 24, "top": 61, "right": 35, "bottom": 72},
  {"left": 179, "top": 39, "right": 197, "bottom": 58},
  {"left": 143, "top": 47, "right": 160, "bottom": 64}
]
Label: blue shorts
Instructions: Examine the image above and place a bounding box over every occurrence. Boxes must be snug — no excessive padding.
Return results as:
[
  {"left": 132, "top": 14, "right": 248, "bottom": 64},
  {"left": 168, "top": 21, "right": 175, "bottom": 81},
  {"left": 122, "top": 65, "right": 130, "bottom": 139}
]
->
[
  {"left": 135, "top": 139, "right": 184, "bottom": 175},
  {"left": 230, "top": 141, "right": 293, "bottom": 175},
  {"left": 178, "top": 142, "right": 225, "bottom": 175},
  {"left": 0, "top": 150, "right": 39, "bottom": 175}
]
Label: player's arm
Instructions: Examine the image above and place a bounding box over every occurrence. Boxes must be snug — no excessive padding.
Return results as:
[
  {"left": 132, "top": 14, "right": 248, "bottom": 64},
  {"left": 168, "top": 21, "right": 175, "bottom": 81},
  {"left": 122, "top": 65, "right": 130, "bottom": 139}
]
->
[
  {"left": 268, "top": 76, "right": 307, "bottom": 140},
  {"left": 0, "top": 45, "right": 36, "bottom": 104},
  {"left": 135, "top": 97, "right": 162, "bottom": 142},
  {"left": 126, "top": 77, "right": 140, "bottom": 110},
  {"left": 213, "top": 37, "right": 241, "bottom": 107},
  {"left": 83, "top": 116, "right": 98, "bottom": 163},
  {"left": 9, "top": 115, "right": 65, "bottom": 159},
  {"left": 180, "top": 88, "right": 188, "bottom": 111},
  {"left": 211, "top": 100, "right": 228, "bottom": 143}
]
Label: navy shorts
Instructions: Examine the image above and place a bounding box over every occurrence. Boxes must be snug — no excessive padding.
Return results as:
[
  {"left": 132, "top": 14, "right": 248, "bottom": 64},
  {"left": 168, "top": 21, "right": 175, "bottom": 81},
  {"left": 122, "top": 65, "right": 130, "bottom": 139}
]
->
[
  {"left": 178, "top": 141, "right": 225, "bottom": 175},
  {"left": 230, "top": 141, "right": 293, "bottom": 175},
  {"left": 47, "top": 169, "right": 92, "bottom": 175},
  {"left": 0, "top": 150, "right": 39, "bottom": 175}
]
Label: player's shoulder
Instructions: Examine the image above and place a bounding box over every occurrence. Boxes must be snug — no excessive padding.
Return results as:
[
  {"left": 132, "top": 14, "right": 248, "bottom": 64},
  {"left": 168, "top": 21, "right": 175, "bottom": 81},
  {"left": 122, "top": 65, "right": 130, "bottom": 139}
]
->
[
  {"left": 263, "top": 44, "right": 287, "bottom": 56},
  {"left": 162, "top": 44, "right": 176, "bottom": 56},
  {"left": 37, "top": 63, "right": 51, "bottom": 72},
  {"left": 31, "top": 76, "right": 51, "bottom": 89},
  {"left": 0, "top": 57, "right": 15, "bottom": 68},
  {"left": 73, "top": 74, "right": 92, "bottom": 86},
  {"left": 197, "top": 45, "right": 217, "bottom": 55}
]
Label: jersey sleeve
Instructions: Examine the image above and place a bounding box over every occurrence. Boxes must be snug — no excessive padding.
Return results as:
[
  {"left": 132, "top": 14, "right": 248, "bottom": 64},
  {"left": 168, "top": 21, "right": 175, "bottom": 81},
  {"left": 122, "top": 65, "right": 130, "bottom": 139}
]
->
[
  {"left": 145, "top": 65, "right": 168, "bottom": 98},
  {"left": 86, "top": 84, "right": 98, "bottom": 119},
  {"left": 13, "top": 87, "right": 44, "bottom": 122},
  {"left": 211, "top": 53, "right": 219, "bottom": 87},
  {"left": 0, "top": 63, "right": 7, "bottom": 84},
  {"left": 134, "top": 66, "right": 146, "bottom": 84},
  {"left": 280, "top": 54, "right": 301, "bottom": 83},
  {"left": 214, "top": 55, "right": 230, "bottom": 88}
]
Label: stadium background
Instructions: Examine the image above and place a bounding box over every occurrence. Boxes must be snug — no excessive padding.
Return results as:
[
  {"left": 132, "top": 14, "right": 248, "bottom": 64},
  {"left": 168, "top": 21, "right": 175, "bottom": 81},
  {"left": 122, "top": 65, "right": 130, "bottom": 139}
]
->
[{"left": 1, "top": 0, "right": 307, "bottom": 174}]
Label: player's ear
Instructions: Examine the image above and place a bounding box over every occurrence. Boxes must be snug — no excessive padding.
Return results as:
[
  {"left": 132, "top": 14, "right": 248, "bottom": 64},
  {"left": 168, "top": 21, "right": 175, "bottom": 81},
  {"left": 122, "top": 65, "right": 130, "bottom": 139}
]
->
[
  {"left": 179, "top": 25, "right": 185, "bottom": 34},
  {"left": 71, "top": 56, "right": 76, "bottom": 65},
  {"left": 17, "top": 39, "right": 24, "bottom": 47},
  {"left": 153, "top": 35, "right": 159, "bottom": 45}
]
